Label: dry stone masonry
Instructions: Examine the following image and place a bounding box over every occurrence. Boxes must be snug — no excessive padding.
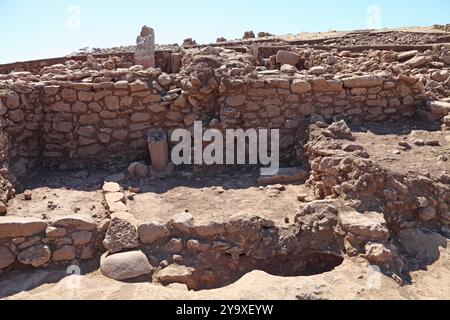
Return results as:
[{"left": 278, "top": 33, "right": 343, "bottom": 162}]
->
[{"left": 0, "top": 26, "right": 449, "bottom": 292}]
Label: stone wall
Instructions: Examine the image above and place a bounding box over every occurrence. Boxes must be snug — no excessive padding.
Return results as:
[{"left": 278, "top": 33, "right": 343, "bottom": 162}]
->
[
  {"left": 0, "top": 69, "right": 425, "bottom": 178},
  {"left": 0, "top": 50, "right": 176, "bottom": 75},
  {"left": 0, "top": 215, "right": 106, "bottom": 270}
]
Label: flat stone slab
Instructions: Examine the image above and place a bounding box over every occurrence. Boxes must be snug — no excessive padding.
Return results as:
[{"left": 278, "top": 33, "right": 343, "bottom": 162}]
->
[
  {"left": 0, "top": 217, "right": 47, "bottom": 238},
  {"left": 257, "top": 167, "right": 308, "bottom": 185},
  {"left": 154, "top": 264, "right": 196, "bottom": 287},
  {"left": 52, "top": 215, "right": 97, "bottom": 231}
]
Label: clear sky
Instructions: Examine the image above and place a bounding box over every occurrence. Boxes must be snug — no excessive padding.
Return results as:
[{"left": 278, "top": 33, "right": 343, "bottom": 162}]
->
[{"left": 0, "top": 0, "right": 449, "bottom": 64}]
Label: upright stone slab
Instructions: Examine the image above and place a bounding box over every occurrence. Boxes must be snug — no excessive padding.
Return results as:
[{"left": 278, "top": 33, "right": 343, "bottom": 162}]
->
[
  {"left": 147, "top": 128, "right": 168, "bottom": 172},
  {"left": 134, "top": 25, "right": 155, "bottom": 68}
]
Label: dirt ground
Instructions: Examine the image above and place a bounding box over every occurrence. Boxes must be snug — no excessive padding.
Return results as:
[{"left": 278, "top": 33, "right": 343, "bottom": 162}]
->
[
  {"left": 127, "top": 171, "right": 309, "bottom": 223},
  {"left": 352, "top": 120, "right": 450, "bottom": 180},
  {"left": 7, "top": 167, "right": 311, "bottom": 224}
]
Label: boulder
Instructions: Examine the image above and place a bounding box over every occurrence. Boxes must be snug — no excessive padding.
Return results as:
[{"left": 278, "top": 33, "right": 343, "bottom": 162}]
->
[{"left": 101, "top": 250, "right": 153, "bottom": 281}]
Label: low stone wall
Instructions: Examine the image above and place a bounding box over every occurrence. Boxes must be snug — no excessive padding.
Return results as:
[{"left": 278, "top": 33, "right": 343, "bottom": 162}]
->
[
  {"left": 0, "top": 69, "right": 424, "bottom": 177},
  {"left": 0, "top": 215, "right": 106, "bottom": 270},
  {"left": 0, "top": 50, "right": 176, "bottom": 75}
]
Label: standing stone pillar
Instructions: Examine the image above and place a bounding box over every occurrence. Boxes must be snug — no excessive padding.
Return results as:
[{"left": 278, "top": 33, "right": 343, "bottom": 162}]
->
[
  {"left": 134, "top": 25, "right": 155, "bottom": 68},
  {"left": 147, "top": 128, "right": 169, "bottom": 172}
]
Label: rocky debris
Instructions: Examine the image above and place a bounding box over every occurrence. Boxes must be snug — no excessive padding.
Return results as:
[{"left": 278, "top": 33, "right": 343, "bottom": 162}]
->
[
  {"left": 257, "top": 167, "right": 308, "bottom": 185},
  {"left": 103, "top": 212, "right": 139, "bottom": 254},
  {"left": 17, "top": 245, "right": 51, "bottom": 267},
  {"left": 134, "top": 25, "right": 155, "bottom": 68},
  {"left": 101, "top": 250, "right": 153, "bottom": 281},
  {"left": 0, "top": 246, "right": 15, "bottom": 269},
  {"left": 154, "top": 264, "right": 196, "bottom": 288},
  {"left": 216, "top": 37, "right": 227, "bottom": 43}
]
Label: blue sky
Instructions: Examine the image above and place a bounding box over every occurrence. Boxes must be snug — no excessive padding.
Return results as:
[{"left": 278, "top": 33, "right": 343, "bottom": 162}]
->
[{"left": 0, "top": 0, "right": 449, "bottom": 64}]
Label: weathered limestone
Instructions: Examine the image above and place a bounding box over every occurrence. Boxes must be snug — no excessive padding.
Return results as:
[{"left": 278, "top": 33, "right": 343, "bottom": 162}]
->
[{"left": 134, "top": 25, "right": 155, "bottom": 68}]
